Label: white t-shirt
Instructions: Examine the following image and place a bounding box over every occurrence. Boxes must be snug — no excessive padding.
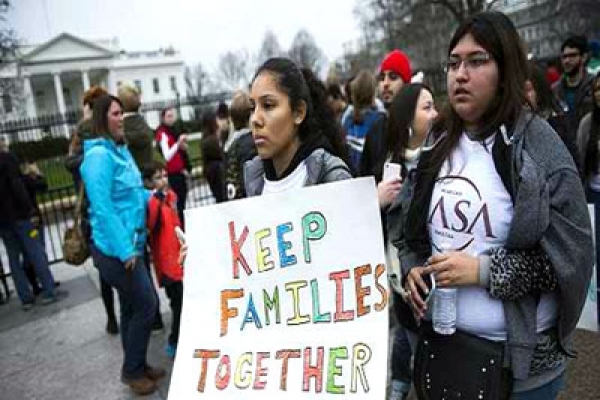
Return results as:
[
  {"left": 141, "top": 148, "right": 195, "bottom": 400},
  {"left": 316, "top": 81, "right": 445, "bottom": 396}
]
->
[
  {"left": 428, "top": 133, "right": 557, "bottom": 341},
  {"left": 262, "top": 161, "right": 308, "bottom": 195}
]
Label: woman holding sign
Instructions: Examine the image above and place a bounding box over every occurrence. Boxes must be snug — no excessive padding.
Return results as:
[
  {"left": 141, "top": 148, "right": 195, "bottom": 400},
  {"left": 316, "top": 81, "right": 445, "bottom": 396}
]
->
[
  {"left": 388, "top": 11, "right": 593, "bottom": 400},
  {"left": 244, "top": 58, "right": 352, "bottom": 195}
]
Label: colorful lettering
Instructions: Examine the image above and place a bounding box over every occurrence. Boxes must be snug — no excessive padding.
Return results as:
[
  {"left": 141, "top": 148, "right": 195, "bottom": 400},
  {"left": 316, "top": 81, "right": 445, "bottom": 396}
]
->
[
  {"left": 310, "top": 279, "right": 331, "bottom": 323},
  {"left": 285, "top": 281, "right": 310, "bottom": 325},
  {"left": 276, "top": 349, "right": 301, "bottom": 391},
  {"left": 234, "top": 352, "right": 253, "bottom": 389},
  {"left": 253, "top": 352, "right": 270, "bottom": 390},
  {"left": 374, "top": 264, "right": 389, "bottom": 312},
  {"left": 326, "top": 347, "right": 348, "bottom": 394},
  {"left": 215, "top": 355, "right": 231, "bottom": 390},
  {"left": 277, "top": 222, "right": 297, "bottom": 267},
  {"left": 240, "top": 293, "right": 263, "bottom": 332},
  {"left": 263, "top": 287, "right": 281, "bottom": 326},
  {"left": 229, "top": 221, "right": 251, "bottom": 279},
  {"left": 256, "top": 228, "right": 274, "bottom": 273},
  {"left": 354, "top": 265, "right": 372, "bottom": 317},
  {"left": 302, "top": 212, "right": 327, "bottom": 263},
  {"left": 303, "top": 346, "right": 324, "bottom": 393},
  {"left": 193, "top": 349, "right": 220, "bottom": 393},
  {"left": 329, "top": 270, "right": 355, "bottom": 322},
  {"left": 221, "top": 289, "right": 244, "bottom": 337}
]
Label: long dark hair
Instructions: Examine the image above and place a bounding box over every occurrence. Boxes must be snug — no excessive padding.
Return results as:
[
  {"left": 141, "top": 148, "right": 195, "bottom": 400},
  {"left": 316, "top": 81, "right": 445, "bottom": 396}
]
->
[
  {"left": 428, "top": 11, "right": 528, "bottom": 174},
  {"left": 527, "top": 61, "right": 562, "bottom": 116},
  {"left": 252, "top": 58, "right": 349, "bottom": 163},
  {"left": 92, "top": 95, "right": 122, "bottom": 137},
  {"left": 381, "top": 84, "right": 430, "bottom": 174},
  {"left": 584, "top": 72, "right": 600, "bottom": 177}
]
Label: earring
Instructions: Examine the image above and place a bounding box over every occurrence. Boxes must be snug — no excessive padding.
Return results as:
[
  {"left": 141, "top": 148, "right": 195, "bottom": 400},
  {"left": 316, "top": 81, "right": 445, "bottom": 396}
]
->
[{"left": 408, "top": 127, "right": 414, "bottom": 138}]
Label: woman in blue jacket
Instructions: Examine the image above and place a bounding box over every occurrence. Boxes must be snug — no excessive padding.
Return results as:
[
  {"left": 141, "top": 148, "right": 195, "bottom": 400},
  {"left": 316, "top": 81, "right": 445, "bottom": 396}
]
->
[{"left": 80, "top": 95, "right": 163, "bottom": 396}]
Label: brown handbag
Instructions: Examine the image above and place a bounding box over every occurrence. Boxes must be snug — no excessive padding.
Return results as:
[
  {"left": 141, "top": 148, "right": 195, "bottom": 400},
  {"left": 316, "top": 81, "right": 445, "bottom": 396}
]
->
[{"left": 62, "top": 185, "right": 90, "bottom": 265}]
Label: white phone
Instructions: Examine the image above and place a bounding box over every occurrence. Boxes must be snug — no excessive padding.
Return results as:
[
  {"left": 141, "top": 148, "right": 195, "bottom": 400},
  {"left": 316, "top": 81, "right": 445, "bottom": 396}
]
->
[
  {"left": 174, "top": 226, "right": 186, "bottom": 245},
  {"left": 383, "top": 162, "right": 402, "bottom": 182}
]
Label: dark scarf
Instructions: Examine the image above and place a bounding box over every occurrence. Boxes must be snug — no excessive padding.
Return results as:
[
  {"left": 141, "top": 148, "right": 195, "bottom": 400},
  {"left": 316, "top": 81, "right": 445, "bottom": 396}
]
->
[{"left": 263, "top": 134, "right": 334, "bottom": 181}]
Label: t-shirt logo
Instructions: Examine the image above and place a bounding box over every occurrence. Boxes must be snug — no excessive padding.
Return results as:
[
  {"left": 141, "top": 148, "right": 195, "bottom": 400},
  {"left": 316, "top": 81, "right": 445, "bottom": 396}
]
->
[{"left": 428, "top": 175, "right": 496, "bottom": 253}]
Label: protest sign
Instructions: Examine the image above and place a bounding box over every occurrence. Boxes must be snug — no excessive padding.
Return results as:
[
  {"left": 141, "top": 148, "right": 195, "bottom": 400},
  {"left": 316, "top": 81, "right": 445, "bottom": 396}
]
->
[
  {"left": 168, "top": 178, "right": 389, "bottom": 399},
  {"left": 578, "top": 206, "right": 599, "bottom": 332}
]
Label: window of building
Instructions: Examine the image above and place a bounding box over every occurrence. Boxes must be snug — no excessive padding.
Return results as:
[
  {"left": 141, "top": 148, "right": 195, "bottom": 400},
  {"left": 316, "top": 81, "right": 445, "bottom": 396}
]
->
[
  {"left": 170, "top": 76, "right": 177, "bottom": 92},
  {"left": 153, "top": 78, "right": 160, "bottom": 94},
  {"left": 2, "top": 94, "right": 12, "bottom": 113},
  {"left": 134, "top": 80, "right": 142, "bottom": 94}
]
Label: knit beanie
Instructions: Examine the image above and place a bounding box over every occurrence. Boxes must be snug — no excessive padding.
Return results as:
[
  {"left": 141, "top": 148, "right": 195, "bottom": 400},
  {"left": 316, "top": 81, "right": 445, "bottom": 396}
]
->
[{"left": 380, "top": 50, "right": 412, "bottom": 84}]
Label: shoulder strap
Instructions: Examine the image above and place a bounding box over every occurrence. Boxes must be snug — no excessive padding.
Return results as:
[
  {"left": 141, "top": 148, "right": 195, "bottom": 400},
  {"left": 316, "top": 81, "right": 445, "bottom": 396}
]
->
[{"left": 73, "top": 184, "right": 85, "bottom": 227}]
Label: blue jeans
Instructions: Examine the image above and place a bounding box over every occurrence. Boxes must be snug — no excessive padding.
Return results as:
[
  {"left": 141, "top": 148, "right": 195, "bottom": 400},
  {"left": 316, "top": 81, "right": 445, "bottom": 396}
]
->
[
  {"left": 391, "top": 324, "right": 413, "bottom": 388},
  {"left": 0, "top": 220, "right": 55, "bottom": 304},
  {"left": 91, "top": 245, "right": 157, "bottom": 379},
  {"left": 511, "top": 372, "right": 565, "bottom": 400}
]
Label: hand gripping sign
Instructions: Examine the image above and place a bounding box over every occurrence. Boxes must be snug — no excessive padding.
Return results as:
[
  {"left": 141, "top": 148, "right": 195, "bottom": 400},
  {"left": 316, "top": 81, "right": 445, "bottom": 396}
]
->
[{"left": 168, "top": 178, "right": 389, "bottom": 399}]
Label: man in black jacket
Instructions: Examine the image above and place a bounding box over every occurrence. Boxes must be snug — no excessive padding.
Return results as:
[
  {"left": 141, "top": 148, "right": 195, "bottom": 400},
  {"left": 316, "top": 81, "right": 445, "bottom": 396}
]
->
[{"left": 0, "top": 148, "right": 57, "bottom": 310}]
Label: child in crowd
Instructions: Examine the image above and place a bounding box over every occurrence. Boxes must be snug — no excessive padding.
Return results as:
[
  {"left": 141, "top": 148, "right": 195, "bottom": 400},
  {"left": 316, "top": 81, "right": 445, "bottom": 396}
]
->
[{"left": 143, "top": 161, "right": 184, "bottom": 358}]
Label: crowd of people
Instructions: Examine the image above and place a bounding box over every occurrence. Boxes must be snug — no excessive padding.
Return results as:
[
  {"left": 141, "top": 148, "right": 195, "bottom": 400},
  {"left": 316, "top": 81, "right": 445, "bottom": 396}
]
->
[{"left": 1, "top": 8, "right": 598, "bottom": 399}]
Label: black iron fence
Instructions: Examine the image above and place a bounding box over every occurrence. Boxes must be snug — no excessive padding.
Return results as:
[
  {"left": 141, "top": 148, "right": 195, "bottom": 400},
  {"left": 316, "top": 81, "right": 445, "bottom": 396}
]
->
[{"left": 0, "top": 92, "right": 234, "bottom": 269}]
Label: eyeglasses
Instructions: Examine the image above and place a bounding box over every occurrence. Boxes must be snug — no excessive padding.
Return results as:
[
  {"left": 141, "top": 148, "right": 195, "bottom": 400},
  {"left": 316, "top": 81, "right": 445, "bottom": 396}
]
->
[
  {"left": 444, "top": 52, "right": 493, "bottom": 73},
  {"left": 561, "top": 52, "right": 581, "bottom": 60}
]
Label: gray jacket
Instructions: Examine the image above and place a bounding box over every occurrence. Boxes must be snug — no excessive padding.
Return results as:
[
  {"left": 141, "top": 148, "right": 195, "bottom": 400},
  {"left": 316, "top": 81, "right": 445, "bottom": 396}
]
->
[
  {"left": 243, "top": 148, "right": 351, "bottom": 196},
  {"left": 388, "top": 112, "right": 593, "bottom": 381}
]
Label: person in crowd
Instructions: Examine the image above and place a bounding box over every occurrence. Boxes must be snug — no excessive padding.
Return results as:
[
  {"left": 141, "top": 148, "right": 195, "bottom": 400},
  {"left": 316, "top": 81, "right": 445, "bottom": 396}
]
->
[
  {"left": 65, "top": 86, "right": 119, "bottom": 335},
  {"left": 361, "top": 49, "right": 413, "bottom": 177},
  {"left": 376, "top": 84, "right": 438, "bottom": 400},
  {"left": 81, "top": 95, "right": 164, "bottom": 395},
  {"left": 553, "top": 35, "right": 594, "bottom": 137},
  {"left": 526, "top": 62, "right": 579, "bottom": 169},
  {"left": 244, "top": 57, "right": 351, "bottom": 196},
  {"left": 326, "top": 83, "right": 347, "bottom": 124},
  {"left": 118, "top": 84, "right": 154, "bottom": 171},
  {"left": 342, "top": 70, "right": 385, "bottom": 172},
  {"left": 20, "top": 161, "right": 54, "bottom": 296},
  {"left": 389, "top": 11, "right": 592, "bottom": 399},
  {"left": 156, "top": 107, "right": 188, "bottom": 224},
  {"left": 217, "top": 102, "right": 232, "bottom": 149},
  {"left": 119, "top": 83, "right": 164, "bottom": 331},
  {"left": 576, "top": 71, "right": 600, "bottom": 323},
  {"left": 0, "top": 147, "right": 58, "bottom": 310},
  {"left": 144, "top": 161, "right": 184, "bottom": 359},
  {"left": 200, "top": 111, "right": 225, "bottom": 203},
  {"left": 224, "top": 90, "right": 256, "bottom": 200},
  {"left": 66, "top": 86, "right": 109, "bottom": 189}
]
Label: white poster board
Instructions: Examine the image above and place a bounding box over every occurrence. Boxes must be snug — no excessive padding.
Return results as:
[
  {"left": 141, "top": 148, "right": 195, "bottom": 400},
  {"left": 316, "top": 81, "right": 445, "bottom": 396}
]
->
[
  {"left": 168, "top": 178, "right": 389, "bottom": 399},
  {"left": 577, "top": 206, "right": 599, "bottom": 332}
]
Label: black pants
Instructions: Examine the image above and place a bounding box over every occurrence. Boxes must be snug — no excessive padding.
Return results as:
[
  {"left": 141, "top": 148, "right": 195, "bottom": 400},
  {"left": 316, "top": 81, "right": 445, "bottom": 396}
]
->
[
  {"left": 162, "top": 277, "right": 183, "bottom": 346},
  {"left": 168, "top": 173, "right": 188, "bottom": 226},
  {"left": 205, "top": 161, "right": 225, "bottom": 203}
]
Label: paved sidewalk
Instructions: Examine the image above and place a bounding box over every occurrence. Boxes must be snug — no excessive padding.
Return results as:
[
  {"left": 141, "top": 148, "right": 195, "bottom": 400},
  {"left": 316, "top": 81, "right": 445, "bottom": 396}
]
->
[
  {"left": 0, "top": 260, "right": 174, "bottom": 400},
  {"left": 0, "top": 260, "right": 598, "bottom": 399}
]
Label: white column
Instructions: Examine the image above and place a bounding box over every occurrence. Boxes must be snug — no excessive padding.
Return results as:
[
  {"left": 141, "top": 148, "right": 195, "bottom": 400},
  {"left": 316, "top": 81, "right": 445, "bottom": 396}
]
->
[
  {"left": 107, "top": 69, "right": 117, "bottom": 94},
  {"left": 22, "top": 74, "right": 37, "bottom": 118},
  {"left": 53, "top": 72, "right": 67, "bottom": 115},
  {"left": 81, "top": 69, "right": 90, "bottom": 91}
]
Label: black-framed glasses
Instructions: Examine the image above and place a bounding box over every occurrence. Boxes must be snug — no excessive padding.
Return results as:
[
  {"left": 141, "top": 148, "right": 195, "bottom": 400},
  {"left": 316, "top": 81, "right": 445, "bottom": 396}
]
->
[{"left": 444, "top": 52, "right": 493, "bottom": 73}]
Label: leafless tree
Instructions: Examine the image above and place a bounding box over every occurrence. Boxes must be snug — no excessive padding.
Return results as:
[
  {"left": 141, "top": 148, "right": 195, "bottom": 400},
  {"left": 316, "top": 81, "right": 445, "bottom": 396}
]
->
[
  {"left": 0, "top": 0, "right": 26, "bottom": 119},
  {"left": 185, "top": 63, "right": 213, "bottom": 101},
  {"left": 216, "top": 48, "right": 254, "bottom": 91},
  {"left": 256, "top": 30, "right": 284, "bottom": 65},
  {"left": 287, "top": 29, "right": 326, "bottom": 73}
]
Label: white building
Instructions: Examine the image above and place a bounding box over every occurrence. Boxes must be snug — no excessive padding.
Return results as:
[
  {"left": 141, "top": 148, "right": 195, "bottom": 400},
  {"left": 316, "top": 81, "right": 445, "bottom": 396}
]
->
[{"left": 2, "top": 33, "right": 187, "bottom": 127}]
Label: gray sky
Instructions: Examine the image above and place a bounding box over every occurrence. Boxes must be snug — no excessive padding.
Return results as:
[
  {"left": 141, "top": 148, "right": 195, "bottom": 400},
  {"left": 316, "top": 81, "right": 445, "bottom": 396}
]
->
[{"left": 9, "top": 0, "right": 361, "bottom": 73}]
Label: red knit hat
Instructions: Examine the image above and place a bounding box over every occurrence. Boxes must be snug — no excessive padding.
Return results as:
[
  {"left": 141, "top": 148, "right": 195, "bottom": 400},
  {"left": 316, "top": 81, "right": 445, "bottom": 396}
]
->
[{"left": 380, "top": 50, "right": 412, "bottom": 84}]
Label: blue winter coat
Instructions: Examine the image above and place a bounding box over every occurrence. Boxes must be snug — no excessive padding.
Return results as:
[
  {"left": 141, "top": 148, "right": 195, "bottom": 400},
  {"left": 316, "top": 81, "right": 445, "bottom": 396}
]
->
[{"left": 81, "top": 137, "right": 148, "bottom": 262}]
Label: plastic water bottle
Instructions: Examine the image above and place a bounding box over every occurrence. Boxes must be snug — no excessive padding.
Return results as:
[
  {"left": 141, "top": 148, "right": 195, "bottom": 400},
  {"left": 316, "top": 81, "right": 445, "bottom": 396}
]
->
[{"left": 433, "top": 243, "right": 457, "bottom": 335}]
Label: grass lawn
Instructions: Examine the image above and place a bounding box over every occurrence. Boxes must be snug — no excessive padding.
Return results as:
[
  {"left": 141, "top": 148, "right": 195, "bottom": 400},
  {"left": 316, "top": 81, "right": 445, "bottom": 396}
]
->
[{"left": 38, "top": 138, "right": 203, "bottom": 191}]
